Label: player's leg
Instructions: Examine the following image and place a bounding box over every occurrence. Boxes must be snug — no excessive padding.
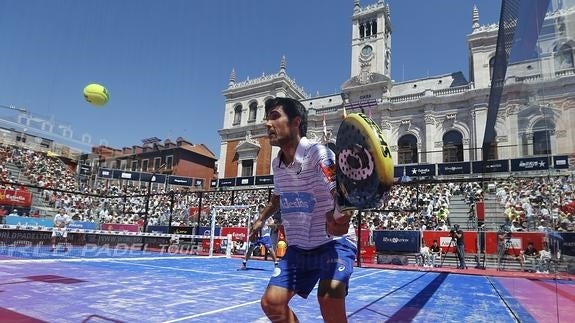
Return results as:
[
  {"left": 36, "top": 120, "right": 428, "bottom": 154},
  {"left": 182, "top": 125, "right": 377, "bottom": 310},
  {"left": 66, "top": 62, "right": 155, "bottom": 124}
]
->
[
  {"left": 263, "top": 237, "right": 279, "bottom": 266},
  {"left": 62, "top": 230, "right": 68, "bottom": 251},
  {"left": 317, "top": 239, "right": 356, "bottom": 323},
  {"left": 261, "top": 285, "right": 299, "bottom": 322},
  {"left": 240, "top": 243, "right": 257, "bottom": 269},
  {"left": 51, "top": 230, "right": 58, "bottom": 251},
  {"left": 262, "top": 246, "right": 317, "bottom": 322}
]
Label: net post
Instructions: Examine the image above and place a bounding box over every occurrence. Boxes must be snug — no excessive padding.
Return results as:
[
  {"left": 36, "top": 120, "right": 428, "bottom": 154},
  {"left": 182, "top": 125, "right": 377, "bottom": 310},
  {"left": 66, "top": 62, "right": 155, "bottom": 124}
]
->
[
  {"left": 209, "top": 208, "right": 216, "bottom": 257},
  {"left": 225, "top": 234, "right": 232, "bottom": 258}
]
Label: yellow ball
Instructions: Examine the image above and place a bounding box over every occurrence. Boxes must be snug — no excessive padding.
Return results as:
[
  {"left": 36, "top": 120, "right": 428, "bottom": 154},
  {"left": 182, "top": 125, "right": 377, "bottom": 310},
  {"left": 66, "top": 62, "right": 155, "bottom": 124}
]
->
[
  {"left": 83, "top": 83, "right": 109, "bottom": 106},
  {"left": 277, "top": 240, "right": 287, "bottom": 249}
]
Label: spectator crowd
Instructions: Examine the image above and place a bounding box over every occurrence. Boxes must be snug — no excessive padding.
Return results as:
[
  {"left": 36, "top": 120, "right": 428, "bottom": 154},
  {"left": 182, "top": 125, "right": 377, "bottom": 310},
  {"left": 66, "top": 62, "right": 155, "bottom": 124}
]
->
[{"left": 1, "top": 144, "right": 573, "bottom": 233}]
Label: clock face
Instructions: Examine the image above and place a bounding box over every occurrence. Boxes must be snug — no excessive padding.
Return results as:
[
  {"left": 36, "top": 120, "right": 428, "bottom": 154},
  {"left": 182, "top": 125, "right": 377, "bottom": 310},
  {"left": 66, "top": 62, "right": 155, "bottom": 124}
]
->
[{"left": 361, "top": 45, "right": 373, "bottom": 56}]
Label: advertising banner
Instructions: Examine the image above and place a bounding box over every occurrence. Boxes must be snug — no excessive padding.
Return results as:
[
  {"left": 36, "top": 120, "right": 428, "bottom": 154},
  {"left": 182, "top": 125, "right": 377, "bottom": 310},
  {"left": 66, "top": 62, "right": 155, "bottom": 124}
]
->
[
  {"left": 169, "top": 226, "right": 195, "bottom": 235},
  {"left": 560, "top": 232, "right": 575, "bottom": 256},
  {"left": 218, "top": 178, "right": 235, "bottom": 187},
  {"left": 5, "top": 216, "right": 53, "bottom": 227},
  {"left": 221, "top": 227, "right": 248, "bottom": 242},
  {"left": 140, "top": 173, "right": 167, "bottom": 184},
  {"left": 255, "top": 175, "right": 274, "bottom": 186},
  {"left": 472, "top": 160, "right": 509, "bottom": 173},
  {"left": 168, "top": 176, "right": 193, "bottom": 186},
  {"left": 67, "top": 221, "right": 97, "bottom": 230},
  {"left": 510, "top": 156, "right": 550, "bottom": 172},
  {"left": 437, "top": 162, "right": 471, "bottom": 175},
  {"left": 235, "top": 176, "right": 255, "bottom": 186},
  {"left": 0, "top": 189, "right": 32, "bottom": 207},
  {"left": 404, "top": 164, "right": 436, "bottom": 177},
  {"left": 112, "top": 170, "right": 141, "bottom": 181},
  {"left": 98, "top": 168, "right": 113, "bottom": 178},
  {"left": 101, "top": 223, "right": 140, "bottom": 232},
  {"left": 553, "top": 155, "right": 569, "bottom": 169},
  {"left": 147, "top": 225, "right": 169, "bottom": 234},
  {"left": 372, "top": 230, "right": 420, "bottom": 253}
]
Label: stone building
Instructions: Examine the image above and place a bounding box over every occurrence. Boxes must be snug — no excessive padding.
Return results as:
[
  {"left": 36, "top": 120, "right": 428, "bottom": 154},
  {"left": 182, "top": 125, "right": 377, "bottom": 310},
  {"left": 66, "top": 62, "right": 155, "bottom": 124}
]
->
[{"left": 217, "top": 1, "right": 575, "bottom": 186}]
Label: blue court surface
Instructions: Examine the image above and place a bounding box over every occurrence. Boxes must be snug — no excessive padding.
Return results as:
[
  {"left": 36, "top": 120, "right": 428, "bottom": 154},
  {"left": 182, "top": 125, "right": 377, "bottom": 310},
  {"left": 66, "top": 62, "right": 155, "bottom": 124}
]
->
[{"left": 0, "top": 246, "right": 573, "bottom": 322}]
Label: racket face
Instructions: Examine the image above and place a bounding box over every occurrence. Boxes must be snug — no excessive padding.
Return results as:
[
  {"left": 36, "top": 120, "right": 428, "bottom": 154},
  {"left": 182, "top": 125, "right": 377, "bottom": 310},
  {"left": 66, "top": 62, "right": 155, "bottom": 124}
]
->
[{"left": 335, "top": 113, "right": 393, "bottom": 209}]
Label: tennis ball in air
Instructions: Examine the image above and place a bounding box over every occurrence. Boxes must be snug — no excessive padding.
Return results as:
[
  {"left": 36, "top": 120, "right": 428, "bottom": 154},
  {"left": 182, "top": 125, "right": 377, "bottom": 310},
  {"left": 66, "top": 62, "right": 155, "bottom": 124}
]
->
[{"left": 83, "top": 83, "right": 109, "bottom": 106}]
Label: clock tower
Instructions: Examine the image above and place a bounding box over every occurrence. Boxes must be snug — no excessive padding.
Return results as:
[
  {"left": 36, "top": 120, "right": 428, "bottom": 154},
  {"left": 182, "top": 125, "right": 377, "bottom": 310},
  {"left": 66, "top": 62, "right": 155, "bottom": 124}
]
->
[{"left": 343, "top": 0, "right": 392, "bottom": 101}]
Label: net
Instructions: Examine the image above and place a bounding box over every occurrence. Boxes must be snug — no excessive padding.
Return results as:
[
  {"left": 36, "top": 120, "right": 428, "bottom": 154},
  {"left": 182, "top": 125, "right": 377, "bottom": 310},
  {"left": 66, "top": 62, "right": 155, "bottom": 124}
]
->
[
  {"left": 208, "top": 205, "right": 256, "bottom": 257},
  {"left": 0, "top": 224, "right": 233, "bottom": 259}
]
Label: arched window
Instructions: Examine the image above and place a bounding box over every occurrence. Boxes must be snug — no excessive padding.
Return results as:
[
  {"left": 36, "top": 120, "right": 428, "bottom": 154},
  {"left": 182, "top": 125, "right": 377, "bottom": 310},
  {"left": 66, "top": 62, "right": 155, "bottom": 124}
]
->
[
  {"left": 554, "top": 44, "right": 574, "bottom": 71},
  {"left": 233, "top": 105, "right": 242, "bottom": 125},
  {"left": 489, "top": 56, "right": 496, "bottom": 81},
  {"left": 442, "top": 130, "right": 464, "bottom": 162},
  {"left": 359, "top": 24, "right": 365, "bottom": 38},
  {"left": 533, "top": 120, "right": 552, "bottom": 155},
  {"left": 248, "top": 102, "right": 257, "bottom": 122},
  {"left": 397, "top": 134, "right": 418, "bottom": 165}
]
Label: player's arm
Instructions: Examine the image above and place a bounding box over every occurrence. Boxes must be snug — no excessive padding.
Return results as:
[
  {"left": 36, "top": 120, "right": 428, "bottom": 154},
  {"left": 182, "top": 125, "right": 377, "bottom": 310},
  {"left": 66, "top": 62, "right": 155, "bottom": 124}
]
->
[{"left": 250, "top": 196, "right": 279, "bottom": 239}]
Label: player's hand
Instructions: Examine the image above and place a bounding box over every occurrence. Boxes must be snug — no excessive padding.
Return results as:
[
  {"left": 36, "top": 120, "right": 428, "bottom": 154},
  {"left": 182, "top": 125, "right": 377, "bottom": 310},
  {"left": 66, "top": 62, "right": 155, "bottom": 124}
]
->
[{"left": 325, "top": 206, "right": 353, "bottom": 236}]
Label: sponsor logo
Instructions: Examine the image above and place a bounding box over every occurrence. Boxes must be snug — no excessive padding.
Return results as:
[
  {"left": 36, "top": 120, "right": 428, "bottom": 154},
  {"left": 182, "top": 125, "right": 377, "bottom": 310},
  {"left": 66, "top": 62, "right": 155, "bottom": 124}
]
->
[
  {"left": 382, "top": 237, "right": 409, "bottom": 244},
  {"left": 272, "top": 267, "right": 282, "bottom": 277},
  {"left": 518, "top": 161, "right": 546, "bottom": 169},
  {"left": 320, "top": 159, "right": 337, "bottom": 183},
  {"left": 280, "top": 192, "right": 316, "bottom": 213}
]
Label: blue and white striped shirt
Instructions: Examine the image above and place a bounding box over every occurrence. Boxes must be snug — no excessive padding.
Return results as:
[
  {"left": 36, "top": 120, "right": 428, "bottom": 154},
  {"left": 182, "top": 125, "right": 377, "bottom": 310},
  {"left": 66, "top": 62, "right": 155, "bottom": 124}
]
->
[{"left": 273, "top": 137, "right": 355, "bottom": 250}]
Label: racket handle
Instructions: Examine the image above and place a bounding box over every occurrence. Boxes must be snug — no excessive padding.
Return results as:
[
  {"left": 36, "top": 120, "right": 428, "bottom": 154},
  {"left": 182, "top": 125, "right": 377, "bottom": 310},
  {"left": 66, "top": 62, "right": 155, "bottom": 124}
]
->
[{"left": 335, "top": 192, "right": 357, "bottom": 218}]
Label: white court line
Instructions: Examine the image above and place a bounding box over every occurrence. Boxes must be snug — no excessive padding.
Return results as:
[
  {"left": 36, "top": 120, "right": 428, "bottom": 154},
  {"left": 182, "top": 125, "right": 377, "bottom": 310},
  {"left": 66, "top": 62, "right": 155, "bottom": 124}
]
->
[
  {"left": 108, "top": 260, "right": 271, "bottom": 281},
  {"left": 350, "top": 269, "right": 387, "bottom": 281},
  {"left": 162, "top": 269, "right": 385, "bottom": 322},
  {"left": 0, "top": 256, "right": 222, "bottom": 264},
  {"left": 162, "top": 300, "right": 261, "bottom": 323}
]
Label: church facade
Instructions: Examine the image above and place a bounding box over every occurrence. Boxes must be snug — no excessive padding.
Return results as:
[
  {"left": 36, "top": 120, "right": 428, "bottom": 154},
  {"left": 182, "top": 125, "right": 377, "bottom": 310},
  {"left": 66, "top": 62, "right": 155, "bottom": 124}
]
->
[{"left": 216, "top": 1, "right": 575, "bottom": 187}]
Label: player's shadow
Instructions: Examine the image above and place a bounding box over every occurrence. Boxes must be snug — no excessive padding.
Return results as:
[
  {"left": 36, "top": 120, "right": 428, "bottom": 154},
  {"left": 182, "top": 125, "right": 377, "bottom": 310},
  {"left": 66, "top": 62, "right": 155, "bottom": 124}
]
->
[{"left": 237, "top": 267, "right": 268, "bottom": 271}]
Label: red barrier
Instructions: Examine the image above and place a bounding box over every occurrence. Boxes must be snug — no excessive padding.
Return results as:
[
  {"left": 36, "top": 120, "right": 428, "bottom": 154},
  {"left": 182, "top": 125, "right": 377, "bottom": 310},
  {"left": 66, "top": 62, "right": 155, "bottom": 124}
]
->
[
  {"left": 484, "top": 231, "right": 545, "bottom": 254},
  {"left": 475, "top": 202, "right": 485, "bottom": 222},
  {"left": 356, "top": 227, "right": 371, "bottom": 247},
  {"left": 0, "top": 189, "right": 32, "bottom": 207},
  {"left": 221, "top": 227, "right": 247, "bottom": 242},
  {"left": 421, "top": 230, "right": 546, "bottom": 255}
]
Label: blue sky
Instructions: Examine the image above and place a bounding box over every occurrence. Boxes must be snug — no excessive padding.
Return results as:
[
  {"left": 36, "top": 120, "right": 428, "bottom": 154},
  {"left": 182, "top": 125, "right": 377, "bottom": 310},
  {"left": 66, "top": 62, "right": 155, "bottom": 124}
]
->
[{"left": 0, "top": 0, "right": 502, "bottom": 156}]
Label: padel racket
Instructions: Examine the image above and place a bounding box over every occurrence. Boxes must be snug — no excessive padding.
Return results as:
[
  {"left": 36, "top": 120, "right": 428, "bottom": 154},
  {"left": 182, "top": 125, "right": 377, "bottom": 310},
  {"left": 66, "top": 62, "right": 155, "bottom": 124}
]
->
[{"left": 335, "top": 113, "right": 393, "bottom": 209}]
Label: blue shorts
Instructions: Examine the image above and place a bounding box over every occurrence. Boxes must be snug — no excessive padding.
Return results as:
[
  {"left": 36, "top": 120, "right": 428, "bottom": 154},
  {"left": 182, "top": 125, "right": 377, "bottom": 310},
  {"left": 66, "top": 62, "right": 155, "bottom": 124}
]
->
[
  {"left": 253, "top": 236, "right": 273, "bottom": 250},
  {"left": 268, "top": 239, "right": 357, "bottom": 298}
]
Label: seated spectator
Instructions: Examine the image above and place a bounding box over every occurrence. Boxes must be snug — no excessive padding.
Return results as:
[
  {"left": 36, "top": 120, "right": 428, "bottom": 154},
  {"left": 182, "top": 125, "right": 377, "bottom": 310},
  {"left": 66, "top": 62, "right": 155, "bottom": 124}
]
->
[
  {"left": 416, "top": 240, "right": 431, "bottom": 268},
  {"left": 520, "top": 242, "right": 539, "bottom": 272},
  {"left": 538, "top": 247, "right": 552, "bottom": 274},
  {"left": 430, "top": 240, "right": 442, "bottom": 267}
]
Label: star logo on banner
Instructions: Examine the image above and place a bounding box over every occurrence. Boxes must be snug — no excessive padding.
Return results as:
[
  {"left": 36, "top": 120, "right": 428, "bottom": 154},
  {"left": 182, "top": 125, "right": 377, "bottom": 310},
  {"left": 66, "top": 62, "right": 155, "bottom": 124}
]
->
[
  {"left": 539, "top": 161, "right": 545, "bottom": 167},
  {"left": 412, "top": 169, "right": 417, "bottom": 175}
]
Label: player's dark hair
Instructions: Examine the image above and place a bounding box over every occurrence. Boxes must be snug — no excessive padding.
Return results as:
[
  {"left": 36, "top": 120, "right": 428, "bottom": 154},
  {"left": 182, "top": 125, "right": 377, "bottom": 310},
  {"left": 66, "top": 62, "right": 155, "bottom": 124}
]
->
[{"left": 265, "top": 97, "right": 307, "bottom": 137}]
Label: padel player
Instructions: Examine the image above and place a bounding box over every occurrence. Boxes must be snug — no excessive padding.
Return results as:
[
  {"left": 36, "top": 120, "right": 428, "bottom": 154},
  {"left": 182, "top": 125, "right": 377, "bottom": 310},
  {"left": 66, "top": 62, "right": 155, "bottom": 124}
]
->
[
  {"left": 239, "top": 207, "right": 279, "bottom": 270},
  {"left": 250, "top": 97, "right": 356, "bottom": 322},
  {"left": 51, "top": 208, "right": 71, "bottom": 251}
]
